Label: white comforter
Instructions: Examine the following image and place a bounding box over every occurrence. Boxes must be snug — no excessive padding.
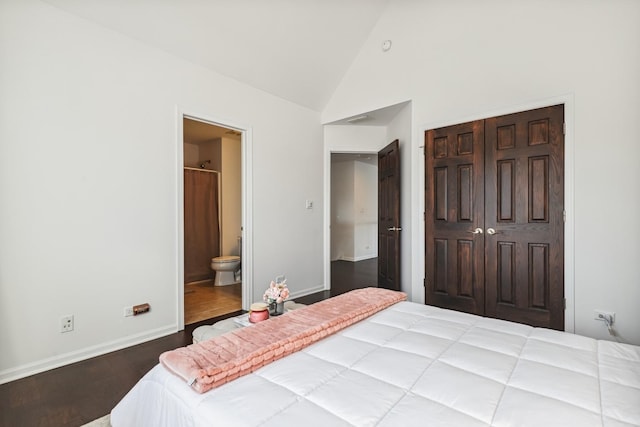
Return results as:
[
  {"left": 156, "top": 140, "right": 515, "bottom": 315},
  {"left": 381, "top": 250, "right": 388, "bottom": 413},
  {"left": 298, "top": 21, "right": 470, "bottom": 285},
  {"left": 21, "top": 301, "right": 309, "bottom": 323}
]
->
[{"left": 111, "top": 302, "right": 640, "bottom": 426}]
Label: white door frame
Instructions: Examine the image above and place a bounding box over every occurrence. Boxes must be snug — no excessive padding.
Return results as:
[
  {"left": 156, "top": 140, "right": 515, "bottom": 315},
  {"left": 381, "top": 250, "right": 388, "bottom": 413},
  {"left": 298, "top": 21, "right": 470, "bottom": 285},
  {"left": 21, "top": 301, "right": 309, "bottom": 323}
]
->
[
  {"left": 175, "top": 106, "right": 253, "bottom": 330},
  {"left": 418, "top": 94, "right": 575, "bottom": 333}
]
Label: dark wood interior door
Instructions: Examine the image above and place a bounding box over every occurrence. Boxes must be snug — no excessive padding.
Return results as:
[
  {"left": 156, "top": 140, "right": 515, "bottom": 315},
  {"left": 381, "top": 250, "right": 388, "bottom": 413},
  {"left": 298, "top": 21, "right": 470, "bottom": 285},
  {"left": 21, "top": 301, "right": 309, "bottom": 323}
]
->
[
  {"left": 378, "top": 140, "right": 401, "bottom": 290},
  {"left": 484, "top": 105, "right": 564, "bottom": 329},
  {"left": 425, "top": 121, "right": 485, "bottom": 314},
  {"left": 424, "top": 105, "right": 564, "bottom": 330}
]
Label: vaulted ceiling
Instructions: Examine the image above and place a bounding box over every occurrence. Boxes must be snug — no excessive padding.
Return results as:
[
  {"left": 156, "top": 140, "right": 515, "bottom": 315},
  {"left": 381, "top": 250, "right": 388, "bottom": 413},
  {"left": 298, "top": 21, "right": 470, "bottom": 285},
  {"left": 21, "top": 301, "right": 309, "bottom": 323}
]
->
[{"left": 43, "top": 0, "right": 390, "bottom": 112}]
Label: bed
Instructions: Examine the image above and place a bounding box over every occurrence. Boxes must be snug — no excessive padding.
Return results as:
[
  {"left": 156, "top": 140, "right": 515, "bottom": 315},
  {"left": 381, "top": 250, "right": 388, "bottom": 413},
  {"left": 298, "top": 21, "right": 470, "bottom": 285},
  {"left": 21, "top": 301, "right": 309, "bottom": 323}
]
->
[{"left": 111, "top": 289, "right": 640, "bottom": 426}]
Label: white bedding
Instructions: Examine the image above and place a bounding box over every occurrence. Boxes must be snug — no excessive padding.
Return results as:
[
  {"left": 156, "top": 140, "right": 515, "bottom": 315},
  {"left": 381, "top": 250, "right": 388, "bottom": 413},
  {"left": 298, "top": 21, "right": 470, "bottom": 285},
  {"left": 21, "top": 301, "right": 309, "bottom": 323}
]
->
[{"left": 111, "top": 301, "right": 640, "bottom": 426}]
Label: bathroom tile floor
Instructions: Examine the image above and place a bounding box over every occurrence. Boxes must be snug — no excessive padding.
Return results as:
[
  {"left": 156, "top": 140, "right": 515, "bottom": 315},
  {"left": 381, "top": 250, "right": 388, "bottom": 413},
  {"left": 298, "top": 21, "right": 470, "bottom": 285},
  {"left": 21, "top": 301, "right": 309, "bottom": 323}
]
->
[{"left": 184, "top": 281, "right": 242, "bottom": 325}]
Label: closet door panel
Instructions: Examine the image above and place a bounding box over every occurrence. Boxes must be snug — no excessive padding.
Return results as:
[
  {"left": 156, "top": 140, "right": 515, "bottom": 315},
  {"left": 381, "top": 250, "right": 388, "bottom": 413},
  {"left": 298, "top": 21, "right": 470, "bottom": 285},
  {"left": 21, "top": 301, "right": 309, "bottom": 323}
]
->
[
  {"left": 484, "top": 105, "right": 564, "bottom": 330},
  {"left": 425, "top": 120, "right": 485, "bottom": 315}
]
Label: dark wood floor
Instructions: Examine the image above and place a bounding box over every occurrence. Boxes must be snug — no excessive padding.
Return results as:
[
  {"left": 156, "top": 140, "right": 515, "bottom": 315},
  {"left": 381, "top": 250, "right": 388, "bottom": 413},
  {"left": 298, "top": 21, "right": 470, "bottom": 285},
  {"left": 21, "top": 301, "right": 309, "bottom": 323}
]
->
[
  {"left": 0, "top": 258, "right": 377, "bottom": 427},
  {"left": 297, "top": 257, "right": 378, "bottom": 304}
]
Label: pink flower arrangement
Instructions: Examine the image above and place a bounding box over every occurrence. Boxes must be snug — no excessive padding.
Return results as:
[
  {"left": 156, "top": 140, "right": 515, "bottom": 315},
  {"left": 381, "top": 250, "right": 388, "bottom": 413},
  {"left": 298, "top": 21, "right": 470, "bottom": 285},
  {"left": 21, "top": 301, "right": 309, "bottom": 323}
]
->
[{"left": 263, "top": 279, "right": 290, "bottom": 304}]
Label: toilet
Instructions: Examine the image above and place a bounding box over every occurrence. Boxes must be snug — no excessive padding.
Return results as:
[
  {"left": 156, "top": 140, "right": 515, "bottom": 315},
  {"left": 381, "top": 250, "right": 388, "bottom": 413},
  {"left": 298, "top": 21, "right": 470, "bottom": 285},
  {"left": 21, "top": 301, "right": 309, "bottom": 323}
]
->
[{"left": 210, "top": 255, "right": 241, "bottom": 286}]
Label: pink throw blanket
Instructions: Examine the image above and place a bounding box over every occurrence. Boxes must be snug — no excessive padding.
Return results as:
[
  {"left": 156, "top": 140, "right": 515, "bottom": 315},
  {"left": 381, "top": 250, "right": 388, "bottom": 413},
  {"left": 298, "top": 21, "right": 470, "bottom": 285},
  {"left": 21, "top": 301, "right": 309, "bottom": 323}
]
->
[{"left": 160, "top": 287, "right": 406, "bottom": 393}]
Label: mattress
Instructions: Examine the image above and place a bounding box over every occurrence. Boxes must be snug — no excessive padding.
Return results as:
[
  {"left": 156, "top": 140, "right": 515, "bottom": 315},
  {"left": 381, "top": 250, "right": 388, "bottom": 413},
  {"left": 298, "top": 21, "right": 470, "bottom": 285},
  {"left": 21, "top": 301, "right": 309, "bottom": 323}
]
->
[{"left": 111, "top": 301, "right": 640, "bottom": 427}]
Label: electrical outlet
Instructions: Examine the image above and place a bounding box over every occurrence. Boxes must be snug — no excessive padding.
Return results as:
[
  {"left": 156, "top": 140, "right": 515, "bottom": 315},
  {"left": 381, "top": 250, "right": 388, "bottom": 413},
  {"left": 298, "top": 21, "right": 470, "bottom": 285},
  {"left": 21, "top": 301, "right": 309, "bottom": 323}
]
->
[
  {"left": 124, "top": 306, "right": 134, "bottom": 317},
  {"left": 594, "top": 310, "right": 615, "bottom": 324},
  {"left": 60, "top": 315, "right": 74, "bottom": 333}
]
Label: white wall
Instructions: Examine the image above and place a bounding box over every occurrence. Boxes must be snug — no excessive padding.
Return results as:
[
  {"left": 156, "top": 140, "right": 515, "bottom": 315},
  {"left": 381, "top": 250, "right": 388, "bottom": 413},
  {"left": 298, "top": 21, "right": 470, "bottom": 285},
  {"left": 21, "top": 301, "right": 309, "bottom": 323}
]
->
[
  {"left": 183, "top": 142, "right": 200, "bottom": 167},
  {"left": 330, "top": 161, "right": 355, "bottom": 260},
  {"left": 0, "top": 0, "right": 323, "bottom": 382},
  {"left": 323, "top": 0, "right": 640, "bottom": 344},
  {"left": 220, "top": 137, "right": 242, "bottom": 257},
  {"left": 330, "top": 158, "right": 377, "bottom": 262},
  {"left": 353, "top": 160, "right": 377, "bottom": 261},
  {"left": 202, "top": 139, "right": 221, "bottom": 171}
]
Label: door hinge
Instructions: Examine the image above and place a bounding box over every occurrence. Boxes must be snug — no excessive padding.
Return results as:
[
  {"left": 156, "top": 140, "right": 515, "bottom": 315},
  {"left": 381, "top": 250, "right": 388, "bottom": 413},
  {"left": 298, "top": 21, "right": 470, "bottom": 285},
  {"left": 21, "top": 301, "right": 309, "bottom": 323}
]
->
[
  {"left": 564, "top": 298, "right": 567, "bottom": 309},
  {"left": 563, "top": 210, "right": 566, "bottom": 223},
  {"left": 563, "top": 122, "right": 566, "bottom": 135},
  {"left": 423, "top": 278, "right": 426, "bottom": 288}
]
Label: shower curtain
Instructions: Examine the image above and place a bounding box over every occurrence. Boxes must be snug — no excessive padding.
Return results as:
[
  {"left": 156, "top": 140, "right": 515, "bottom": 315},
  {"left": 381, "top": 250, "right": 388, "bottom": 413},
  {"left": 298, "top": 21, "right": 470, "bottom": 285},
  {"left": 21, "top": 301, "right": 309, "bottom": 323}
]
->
[{"left": 184, "top": 168, "right": 220, "bottom": 283}]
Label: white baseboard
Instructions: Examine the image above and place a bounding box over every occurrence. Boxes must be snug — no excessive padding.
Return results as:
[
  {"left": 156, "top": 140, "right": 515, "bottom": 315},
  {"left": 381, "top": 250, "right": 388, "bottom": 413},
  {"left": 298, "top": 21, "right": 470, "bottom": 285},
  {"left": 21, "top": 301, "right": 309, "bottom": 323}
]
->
[
  {"left": 0, "top": 282, "right": 360, "bottom": 385},
  {"left": 0, "top": 324, "right": 177, "bottom": 385},
  {"left": 337, "top": 255, "right": 377, "bottom": 262},
  {"left": 289, "top": 284, "right": 326, "bottom": 300}
]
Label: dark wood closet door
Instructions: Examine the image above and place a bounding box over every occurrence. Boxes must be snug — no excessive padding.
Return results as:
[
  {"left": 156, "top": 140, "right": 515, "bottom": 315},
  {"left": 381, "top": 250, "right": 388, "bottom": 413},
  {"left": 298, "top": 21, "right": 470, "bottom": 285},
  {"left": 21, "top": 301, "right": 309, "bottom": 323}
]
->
[
  {"left": 484, "top": 105, "right": 564, "bottom": 329},
  {"left": 425, "top": 121, "right": 485, "bottom": 314},
  {"left": 378, "top": 140, "right": 401, "bottom": 291},
  {"left": 424, "top": 105, "right": 565, "bottom": 330}
]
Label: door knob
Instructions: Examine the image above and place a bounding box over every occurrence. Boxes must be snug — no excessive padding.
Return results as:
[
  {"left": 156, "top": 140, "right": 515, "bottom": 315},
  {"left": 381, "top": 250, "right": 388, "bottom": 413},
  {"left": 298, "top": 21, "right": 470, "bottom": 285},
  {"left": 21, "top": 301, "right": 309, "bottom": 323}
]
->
[
  {"left": 387, "top": 227, "right": 402, "bottom": 231},
  {"left": 467, "top": 227, "right": 483, "bottom": 234},
  {"left": 486, "top": 228, "right": 497, "bottom": 235}
]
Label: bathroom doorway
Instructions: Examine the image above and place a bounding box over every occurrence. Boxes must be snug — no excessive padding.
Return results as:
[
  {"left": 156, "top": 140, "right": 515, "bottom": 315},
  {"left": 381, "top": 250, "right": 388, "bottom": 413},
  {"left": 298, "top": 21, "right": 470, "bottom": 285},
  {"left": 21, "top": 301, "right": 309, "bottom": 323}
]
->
[{"left": 182, "top": 118, "right": 243, "bottom": 325}]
